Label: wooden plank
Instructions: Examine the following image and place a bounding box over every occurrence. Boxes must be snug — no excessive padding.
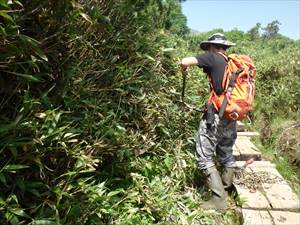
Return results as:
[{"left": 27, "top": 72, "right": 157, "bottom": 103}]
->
[
  {"left": 236, "top": 160, "right": 283, "bottom": 180},
  {"left": 236, "top": 185, "right": 271, "bottom": 209},
  {"left": 235, "top": 160, "right": 275, "bottom": 169},
  {"left": 235, "top": 161, "right": 300, "bottom": 211},
  {"left": 233, "top": 150, "right": 241, "bottom": 160},
  {"left": 237, "top": 121, "right": 246, "bottom": 132},
  {"left": 242, "top": 210, "right": 300, "bottom": 225},
  {"left": 235, "top": 136, "right": 262, "bottom": 160},
  {"left": 269, "top": 211, "right": 300, "bottom": 225},
  {"left": 238, "top": 149, "right": 262, "bottom": 161},
  {"left": 235, "top": 136, "right": 259, "bottom": 151},
  {"left": 236, "top": 160, "right": 300, "bottom": 225},
  {"left": 250, "top": 166, "right": 285, "bottom": 180},
  {"left": 263, "top": 183, "right": 300, "bottom": 210},
  {"left": 233, "top": 144, "right": 241, "bottom": 160},
  {"left": 237, "top": 132, "right": 260, "bottom": 137},
  {"left": 242, "top": 209, "right": 273, "bottom": 225}
]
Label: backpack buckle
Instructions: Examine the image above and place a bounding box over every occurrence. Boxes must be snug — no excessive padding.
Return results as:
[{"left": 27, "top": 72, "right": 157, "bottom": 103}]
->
[{"left": 229, "top": 111, "right": 239, "bottom": 120}]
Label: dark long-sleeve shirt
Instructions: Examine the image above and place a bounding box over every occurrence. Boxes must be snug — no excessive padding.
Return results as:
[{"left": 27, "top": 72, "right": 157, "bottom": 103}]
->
[{"left": 196, "top": 52, "right": 227, "bottom": 95}]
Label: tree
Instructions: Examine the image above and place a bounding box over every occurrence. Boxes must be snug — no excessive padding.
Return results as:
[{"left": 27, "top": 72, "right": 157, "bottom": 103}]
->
[
  {"left": 248, "top": 22, "right": 261, "bottom": 40},
  {"left": 164, "top": 0, "right": 189, "bottom": 36},
  {"left": 226, "top": 28, "right": 248, "bottom": 42},
  {"left": 262, "top": 20, "right": 281, "bottom": 38}
]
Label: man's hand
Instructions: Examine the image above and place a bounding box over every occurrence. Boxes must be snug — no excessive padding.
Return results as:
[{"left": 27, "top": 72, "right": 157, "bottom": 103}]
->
[
  {"left": 180, "top": 63, "right": 189, "bottom": 73},
  {"left": 180, "top": 57, "right": 198, "bottom": 73}
]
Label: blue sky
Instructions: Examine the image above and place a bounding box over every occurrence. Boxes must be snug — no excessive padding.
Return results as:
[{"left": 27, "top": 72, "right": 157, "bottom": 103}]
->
[{"left": 182, "top": 0, "right": 300, "bottom": 40}]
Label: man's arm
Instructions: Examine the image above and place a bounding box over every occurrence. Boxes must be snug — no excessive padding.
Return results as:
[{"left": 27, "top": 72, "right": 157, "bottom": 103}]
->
[{"left": 180, "top": 57, "right": 198, "bottom": 72}]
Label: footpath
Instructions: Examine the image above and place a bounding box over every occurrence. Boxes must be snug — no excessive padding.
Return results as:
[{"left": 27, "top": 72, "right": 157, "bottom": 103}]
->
[{"left": 233, "top": 122, "right": 300, "bottom": 225}]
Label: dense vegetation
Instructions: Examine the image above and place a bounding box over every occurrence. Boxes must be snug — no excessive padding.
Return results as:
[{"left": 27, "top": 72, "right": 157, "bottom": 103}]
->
[{"left": 0, "top": 0, "right": 299, "bottom": 224}]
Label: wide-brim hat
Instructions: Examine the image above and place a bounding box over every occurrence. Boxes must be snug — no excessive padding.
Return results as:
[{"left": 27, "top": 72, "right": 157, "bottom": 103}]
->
[{"left": 200, "top": 33, "right": 235, "bottom": 50}]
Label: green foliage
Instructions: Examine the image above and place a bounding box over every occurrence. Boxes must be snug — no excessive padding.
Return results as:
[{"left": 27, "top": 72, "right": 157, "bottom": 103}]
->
[
  {"left": 164, "top": 0, "right": 190, "bottom": 36},
  {"left": 1, "top": 1, "right": 299, "bottom": 224},
  {"left": 247, "top": 23, "right": 261, "bottom": 40},
  {"left": 1, "top": 0, "right": 218, "bottom": 224},
  {"left": 262, "top": 20, "right": 281, "bottom": 38}
]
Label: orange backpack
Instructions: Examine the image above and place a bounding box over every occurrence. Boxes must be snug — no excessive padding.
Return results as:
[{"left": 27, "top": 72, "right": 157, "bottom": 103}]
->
[{"left": 208, "top": 53, "right": 256, "bottom": 121}]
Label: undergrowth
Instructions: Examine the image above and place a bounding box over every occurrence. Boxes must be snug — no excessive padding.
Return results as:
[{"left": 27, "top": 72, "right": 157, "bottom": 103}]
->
[
  {"left": 0, "top": 0, "right": 299, "bottom": 224},
  {"left": 0, "top": 0, "right": 239, "bottom": 224}
]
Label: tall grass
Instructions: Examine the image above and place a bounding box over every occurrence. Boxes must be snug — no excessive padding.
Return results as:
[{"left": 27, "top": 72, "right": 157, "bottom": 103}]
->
[
  {"left": 1, "top": 0, "right": 298, "bottom": 224},
  {"left": 1, "top": 0, "right": 221, "bottom": 224}
]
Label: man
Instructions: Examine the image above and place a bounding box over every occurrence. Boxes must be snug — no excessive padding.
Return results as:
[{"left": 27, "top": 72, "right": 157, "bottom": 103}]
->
[{"left": 180, "top": 33, "right": 237, "bottom": 210}]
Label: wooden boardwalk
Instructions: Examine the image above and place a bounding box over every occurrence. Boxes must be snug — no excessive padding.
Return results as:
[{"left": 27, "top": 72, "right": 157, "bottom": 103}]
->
[{"left": 233, "top": 122, "right": 300, "bottom": 225}]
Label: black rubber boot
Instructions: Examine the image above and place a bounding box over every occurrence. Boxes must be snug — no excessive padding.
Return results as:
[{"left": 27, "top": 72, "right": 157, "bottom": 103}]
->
[
  {"left": 201, "top": 166, "right": 227, "bottom": 210},
  {"left": 222, "top": 167, "right": 235, "bottom": 197}
]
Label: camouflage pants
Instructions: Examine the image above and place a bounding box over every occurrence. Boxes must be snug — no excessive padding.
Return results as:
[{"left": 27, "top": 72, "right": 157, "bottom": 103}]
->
[{"left": 195, "top": 113, "right": 237, "bottom": 170}]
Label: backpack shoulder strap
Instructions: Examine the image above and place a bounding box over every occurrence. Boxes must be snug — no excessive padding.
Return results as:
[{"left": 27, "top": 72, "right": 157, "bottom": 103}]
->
[
  {"left": 228, "top": 54, "right": 242, "bottom": 66},
  {"left": 217, "top": 52, "right": 228, "bottom": 61}
]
